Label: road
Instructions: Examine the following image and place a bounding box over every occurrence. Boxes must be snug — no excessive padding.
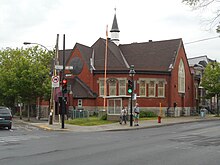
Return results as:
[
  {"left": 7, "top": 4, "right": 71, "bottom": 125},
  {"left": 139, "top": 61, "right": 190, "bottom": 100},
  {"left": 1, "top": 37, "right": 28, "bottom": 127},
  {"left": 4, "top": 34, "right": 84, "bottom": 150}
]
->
[{"left": 0, "top": 120, "right": 220, "bottom": 165}]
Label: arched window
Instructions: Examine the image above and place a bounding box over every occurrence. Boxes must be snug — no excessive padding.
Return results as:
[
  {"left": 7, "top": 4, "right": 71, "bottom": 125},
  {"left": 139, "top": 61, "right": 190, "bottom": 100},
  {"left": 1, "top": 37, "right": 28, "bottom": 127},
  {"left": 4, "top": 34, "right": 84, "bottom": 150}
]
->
[{"left": 178, "top": 59, "right": 185, "bottom": 93}]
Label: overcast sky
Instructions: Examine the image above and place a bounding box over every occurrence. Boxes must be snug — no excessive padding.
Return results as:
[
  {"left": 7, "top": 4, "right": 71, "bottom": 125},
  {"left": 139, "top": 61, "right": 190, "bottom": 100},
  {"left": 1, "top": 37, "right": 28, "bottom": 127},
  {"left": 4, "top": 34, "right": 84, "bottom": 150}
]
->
[{"left": 1, "top": 0, "right": 219, "bottom": 61}]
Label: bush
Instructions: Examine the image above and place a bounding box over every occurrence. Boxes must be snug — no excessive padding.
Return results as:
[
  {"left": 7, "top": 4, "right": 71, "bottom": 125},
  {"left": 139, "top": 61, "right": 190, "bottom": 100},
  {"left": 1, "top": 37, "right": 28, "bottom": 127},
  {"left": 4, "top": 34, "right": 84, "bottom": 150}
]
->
[
  {"left": 140, "top": 111, "right": 157, "bottom": 118},
  {"left": 100, "top": 114, "right": 107, "bottom": 120}
]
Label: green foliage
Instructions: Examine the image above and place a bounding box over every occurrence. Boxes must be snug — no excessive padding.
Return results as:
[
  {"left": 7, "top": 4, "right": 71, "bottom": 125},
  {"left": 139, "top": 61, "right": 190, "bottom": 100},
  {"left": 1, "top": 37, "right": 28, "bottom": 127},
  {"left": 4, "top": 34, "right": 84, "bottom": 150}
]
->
[
  {"left": 139, "top": 111, "right": 157, "bottom": 118},
  {"left": 65, "top": 117, "right": 114, "bottom": 126},
  {"left": 0, "top": 46, "right": 53, "bottom": 108},
  {"left": 201, "top": 62, "right": 220, "bottom": 97},
  {"left": 201, "top": 62, "right": 220, "bottom": 116},
  {"left": 100, "top": 114, "right": 107, "bottom": 120}
]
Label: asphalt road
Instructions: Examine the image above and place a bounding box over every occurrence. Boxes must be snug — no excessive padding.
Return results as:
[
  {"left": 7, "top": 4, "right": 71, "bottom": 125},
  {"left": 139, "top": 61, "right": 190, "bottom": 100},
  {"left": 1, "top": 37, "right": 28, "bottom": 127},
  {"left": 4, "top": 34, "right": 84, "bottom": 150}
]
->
[{"left": 0, "top": 120, "right": 220, "bottom": 165}]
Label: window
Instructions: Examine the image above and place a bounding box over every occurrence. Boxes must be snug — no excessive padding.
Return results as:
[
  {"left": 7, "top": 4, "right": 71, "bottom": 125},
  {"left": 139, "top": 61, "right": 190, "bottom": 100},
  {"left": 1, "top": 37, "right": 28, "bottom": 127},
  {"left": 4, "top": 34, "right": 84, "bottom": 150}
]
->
[
  {"left": 108, "top": 99, "right": 122, "bottom": 115},
  {"left": 139, "top": 80, "right": 146, "bottom": 96},
  {"left": 78, "top": 99, "right": 82, "bottom": 107},
  {"left": 119, "top": 80, "right": 126, "bottom": 95},
  {"left": 178, "top": 59, "right": 185, "bottom": 93},
  {"left": 158, "top": 81, "right": 165, "bottom": 97},
  {"left": 99, "top": 80, "right": 104, "bottom": 96},
  {"left": 148, "top": 81, "right": 155, "bottom": 97},
  {"left": 109, "top": 80, "right": 116, "bottom": 96}
]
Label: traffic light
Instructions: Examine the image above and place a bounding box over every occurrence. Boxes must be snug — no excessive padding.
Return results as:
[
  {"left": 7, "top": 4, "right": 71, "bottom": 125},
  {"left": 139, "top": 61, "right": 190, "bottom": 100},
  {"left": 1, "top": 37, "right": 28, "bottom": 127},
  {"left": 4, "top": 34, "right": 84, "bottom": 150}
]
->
[
  {"left": 62, "top": 78, "right": 68, "bottom": 93},
  {"left": 127, "top": 79, "right": 133, "bottom": 94}
]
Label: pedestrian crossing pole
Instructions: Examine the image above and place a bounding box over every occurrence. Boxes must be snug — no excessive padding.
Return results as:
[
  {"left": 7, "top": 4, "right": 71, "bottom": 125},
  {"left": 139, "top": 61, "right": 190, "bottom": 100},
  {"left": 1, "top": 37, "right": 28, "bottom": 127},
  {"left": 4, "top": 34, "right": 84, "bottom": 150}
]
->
[{"left": 129, "top": 65, "right": 135, "bottom": 127}]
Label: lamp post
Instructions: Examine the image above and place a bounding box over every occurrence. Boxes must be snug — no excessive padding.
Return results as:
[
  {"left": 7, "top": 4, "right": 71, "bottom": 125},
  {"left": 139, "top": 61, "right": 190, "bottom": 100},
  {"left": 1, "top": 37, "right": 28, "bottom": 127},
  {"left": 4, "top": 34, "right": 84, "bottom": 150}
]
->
[
  {"left": 129, "top": 65, "right": 135, "bottom": 127},
  {"left": 23, "top": 42, "right": 50, "bottom": 52},
  {"left": 23, "top": 42, "right": 55, "bottom": 124}
]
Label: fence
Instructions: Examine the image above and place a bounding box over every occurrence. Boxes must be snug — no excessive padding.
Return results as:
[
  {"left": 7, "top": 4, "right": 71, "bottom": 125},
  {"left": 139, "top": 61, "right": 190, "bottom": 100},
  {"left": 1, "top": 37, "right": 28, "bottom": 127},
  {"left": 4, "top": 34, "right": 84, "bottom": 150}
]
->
[{"left": 69, "top": 110, "right": 89, "bottom": 119}]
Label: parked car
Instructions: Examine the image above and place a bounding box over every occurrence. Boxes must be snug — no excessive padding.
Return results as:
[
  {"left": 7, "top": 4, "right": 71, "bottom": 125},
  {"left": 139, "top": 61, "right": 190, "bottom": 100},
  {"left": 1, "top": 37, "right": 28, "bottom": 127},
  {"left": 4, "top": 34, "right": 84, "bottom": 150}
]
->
[{"left": 0, "top": 106, "right": 12, "bottom": 130}]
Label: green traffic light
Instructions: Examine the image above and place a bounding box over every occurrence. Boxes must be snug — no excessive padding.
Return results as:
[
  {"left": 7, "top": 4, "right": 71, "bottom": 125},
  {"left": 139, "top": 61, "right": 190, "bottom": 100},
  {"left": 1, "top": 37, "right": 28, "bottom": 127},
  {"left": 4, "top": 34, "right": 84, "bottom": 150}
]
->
[{"left": 128, "top": 88, "right": 132, "bottom": 94}]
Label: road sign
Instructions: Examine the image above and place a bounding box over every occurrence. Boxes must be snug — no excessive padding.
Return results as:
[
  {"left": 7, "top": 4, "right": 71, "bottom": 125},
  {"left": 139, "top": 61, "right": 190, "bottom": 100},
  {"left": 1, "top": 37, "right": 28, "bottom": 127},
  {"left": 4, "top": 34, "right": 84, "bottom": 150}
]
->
[
  {"left": 55, "top": 65, "right": 73, "bottom": 70},
  {"left": 52, "top": 76, "right": 60, "bottom": 88}
]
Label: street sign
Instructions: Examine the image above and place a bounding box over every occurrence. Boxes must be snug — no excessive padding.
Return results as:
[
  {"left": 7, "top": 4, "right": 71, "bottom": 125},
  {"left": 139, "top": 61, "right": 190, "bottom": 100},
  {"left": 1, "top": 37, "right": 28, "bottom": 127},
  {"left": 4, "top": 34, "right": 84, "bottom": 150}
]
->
[
  {"left": 55, "top": 65, "right": 73, "bottom": 70},
  {"left": 52, "top": 76, "right": 60, "bottom": 88}
]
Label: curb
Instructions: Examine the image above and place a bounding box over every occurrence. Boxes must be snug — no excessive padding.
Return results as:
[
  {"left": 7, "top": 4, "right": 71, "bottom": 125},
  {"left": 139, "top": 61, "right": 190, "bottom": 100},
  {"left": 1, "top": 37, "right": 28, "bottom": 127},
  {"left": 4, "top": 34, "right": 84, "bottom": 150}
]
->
[
  {"left": 106, "top": 118, "right": 220, "bottom": 132},
  {"left": 13, "top": 116, "right": 220, "bottom": 132}
]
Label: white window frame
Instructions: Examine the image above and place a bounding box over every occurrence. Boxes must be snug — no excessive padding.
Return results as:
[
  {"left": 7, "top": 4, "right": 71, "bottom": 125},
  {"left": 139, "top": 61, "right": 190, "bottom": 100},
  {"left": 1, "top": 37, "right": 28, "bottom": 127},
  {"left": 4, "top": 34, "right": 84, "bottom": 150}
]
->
[
  {"left": 78, "top": 99, "right": 82, "bottom": 107},
  {"left": 109, "top": 80, "right": 117, "bottom": 96},
  {"left": 139, "top": 80, "right": 146, "bottom": 97},
  {"left": 178, "top": 59, "right": 185, "bottom": 93},
  {"left": 148, "top": 81, "right": 155, "bottom": 97},
  {"left": 99, "top": 79, "right": 104, "bottom": 96},
  {"left": 119, "top": 79, "right": 126, "bottom": 96},
  {"left": 158, "top": 81, "right": 165, "bottom": 97}
]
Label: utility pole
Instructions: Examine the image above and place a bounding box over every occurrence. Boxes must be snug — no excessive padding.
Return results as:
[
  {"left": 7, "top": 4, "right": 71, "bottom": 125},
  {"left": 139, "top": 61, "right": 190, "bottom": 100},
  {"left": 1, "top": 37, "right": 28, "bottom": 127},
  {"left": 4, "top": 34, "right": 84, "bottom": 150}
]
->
[
  {"left": 49, "top": 34, "right": 59, "bottom": 125},
  {"left": 61, "top": 34, "right": 66, "bottom": 129}
]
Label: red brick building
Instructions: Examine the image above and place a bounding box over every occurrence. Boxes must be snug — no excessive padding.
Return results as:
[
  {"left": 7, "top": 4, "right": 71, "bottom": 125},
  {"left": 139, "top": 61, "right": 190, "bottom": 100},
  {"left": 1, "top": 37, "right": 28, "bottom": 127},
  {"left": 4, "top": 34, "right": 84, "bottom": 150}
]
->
[{"left": 55, "top": 13, "right": 195, "bottom": 119}]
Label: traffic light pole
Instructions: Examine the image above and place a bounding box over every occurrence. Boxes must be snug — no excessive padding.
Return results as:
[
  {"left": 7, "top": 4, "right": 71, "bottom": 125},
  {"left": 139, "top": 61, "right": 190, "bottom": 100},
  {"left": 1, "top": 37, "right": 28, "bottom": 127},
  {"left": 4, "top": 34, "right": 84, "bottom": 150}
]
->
[
  {"left": 61, "top": 34, "right": 66, "bottom": 129},
  {"left": 129, "top": 65, "right": 135, "bottom": 127},
  {"left": 130, "top": 76, "right": 133, "bottom": 127}
]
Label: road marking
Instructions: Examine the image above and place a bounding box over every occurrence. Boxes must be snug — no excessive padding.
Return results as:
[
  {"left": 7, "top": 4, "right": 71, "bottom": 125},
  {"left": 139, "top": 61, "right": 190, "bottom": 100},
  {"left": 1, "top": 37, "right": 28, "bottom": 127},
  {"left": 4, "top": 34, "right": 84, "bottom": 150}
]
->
[{"left": 0, "top": 135, "right": 49, "bottom": 143}]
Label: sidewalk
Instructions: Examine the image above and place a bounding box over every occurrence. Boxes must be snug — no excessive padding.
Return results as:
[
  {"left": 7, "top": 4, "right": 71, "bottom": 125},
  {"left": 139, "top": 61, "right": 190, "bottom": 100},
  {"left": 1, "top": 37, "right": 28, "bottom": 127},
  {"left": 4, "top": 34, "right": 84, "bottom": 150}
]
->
[{"left": 14, "top": 115, "right": 220, "bottom": 132}]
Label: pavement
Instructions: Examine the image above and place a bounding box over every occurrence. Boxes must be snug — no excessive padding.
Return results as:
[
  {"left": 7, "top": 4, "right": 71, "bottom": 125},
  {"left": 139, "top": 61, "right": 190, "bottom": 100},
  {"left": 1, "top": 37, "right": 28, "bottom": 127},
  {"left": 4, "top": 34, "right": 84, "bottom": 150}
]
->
[{"left": 13, "top": 115, "right": 220, "bottom": 132}]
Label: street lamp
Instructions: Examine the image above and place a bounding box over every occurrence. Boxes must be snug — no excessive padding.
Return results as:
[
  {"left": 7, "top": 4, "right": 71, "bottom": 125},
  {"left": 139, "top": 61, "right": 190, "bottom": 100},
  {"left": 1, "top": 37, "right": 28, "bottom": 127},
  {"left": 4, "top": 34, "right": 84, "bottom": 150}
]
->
[
  {"left": 23, "top": 42, "right": 55, "bottom": 124},
  {"left": 23, "top": 42, "right": 50, "bottom": 52},
  {"left": 129, "top": 65, "right": 135, "bottom": 127}
]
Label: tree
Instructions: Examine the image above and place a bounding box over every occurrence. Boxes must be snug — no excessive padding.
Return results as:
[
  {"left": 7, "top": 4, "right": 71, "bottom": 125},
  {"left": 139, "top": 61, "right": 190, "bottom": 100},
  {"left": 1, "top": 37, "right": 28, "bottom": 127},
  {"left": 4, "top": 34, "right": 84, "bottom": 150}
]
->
[
  {"left": 182, "top": 0, "right": 220, "bottom": 32},
  {"left": 201, "top": 62, "right": 220, "bottom": 116},
  {"left": 0, "top": 47, "right": 53, "bottom": 117}
]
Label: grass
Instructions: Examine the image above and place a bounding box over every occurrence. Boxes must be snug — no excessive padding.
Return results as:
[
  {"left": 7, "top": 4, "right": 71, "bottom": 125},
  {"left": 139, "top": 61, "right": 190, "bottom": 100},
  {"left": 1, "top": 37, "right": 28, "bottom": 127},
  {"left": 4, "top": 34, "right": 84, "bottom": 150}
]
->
[
  {"left": 65, "top": 116, "right": 158, "bottom": 126},
  {"left": 65, "top": 117, "right": 116, "bottom": 126},
  {"left": 140, "top": 117, "right": 158, "bottom": 120}
]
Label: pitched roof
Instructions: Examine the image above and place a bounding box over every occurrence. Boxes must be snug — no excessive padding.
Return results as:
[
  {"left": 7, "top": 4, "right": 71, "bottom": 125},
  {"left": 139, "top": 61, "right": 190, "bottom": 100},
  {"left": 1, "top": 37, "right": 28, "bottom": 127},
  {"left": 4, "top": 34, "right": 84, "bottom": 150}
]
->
[
  {"left": 58, "top": 49, "right": 72, "bottom": 65},
  {"left": 74, "top": 43, "right": 93, "bottom": 68},
  {"left": 59, "top": 38, "right": 183, "bottom": 73},
  {"left": 91, "top": 38, "right": 128, "bottom": 70},
  {"left": 188, "top": 55, "right": 215, "bottom": 67},
  {"left": 70, "top": 76, "right": 97, "bottom": 98},
  {"left": 119, "top": 39, "right": 182, "bottom": 72}
]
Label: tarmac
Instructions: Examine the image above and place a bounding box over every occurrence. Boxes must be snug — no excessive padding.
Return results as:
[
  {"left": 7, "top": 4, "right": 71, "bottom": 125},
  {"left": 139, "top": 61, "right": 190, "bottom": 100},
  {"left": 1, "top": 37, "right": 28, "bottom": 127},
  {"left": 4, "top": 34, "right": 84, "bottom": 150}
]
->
[{"left": 14, "top": 115, "right": 220, "bottom": 132}]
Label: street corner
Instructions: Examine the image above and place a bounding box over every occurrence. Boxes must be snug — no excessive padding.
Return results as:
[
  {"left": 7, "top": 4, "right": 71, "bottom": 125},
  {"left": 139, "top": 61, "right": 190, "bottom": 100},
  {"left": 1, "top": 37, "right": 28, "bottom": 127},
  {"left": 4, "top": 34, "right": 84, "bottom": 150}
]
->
[
  {"left": 36, "top": 124, "right": 71, "bottom": 131},
  {"left": 37, "top": 124, "right": 54, "bottom": 131}
]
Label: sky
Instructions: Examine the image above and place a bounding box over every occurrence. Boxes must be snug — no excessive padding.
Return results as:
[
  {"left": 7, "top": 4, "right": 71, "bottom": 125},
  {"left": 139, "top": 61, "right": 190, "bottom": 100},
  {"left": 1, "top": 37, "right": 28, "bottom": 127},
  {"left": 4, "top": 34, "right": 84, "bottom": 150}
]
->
[{"left": 1, "top": 0, "right": 219, "bottom": 61}]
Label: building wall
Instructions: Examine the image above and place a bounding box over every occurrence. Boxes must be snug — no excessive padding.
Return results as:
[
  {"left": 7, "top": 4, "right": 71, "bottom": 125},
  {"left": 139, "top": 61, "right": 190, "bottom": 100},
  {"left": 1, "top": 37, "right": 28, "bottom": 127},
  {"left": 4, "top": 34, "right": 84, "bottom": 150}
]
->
[
  {"left": 169, "top": 45, "right": 194, "bottom": 114},
  {"left": 64, "top": 44, "right": 195, "bottom": 117}
]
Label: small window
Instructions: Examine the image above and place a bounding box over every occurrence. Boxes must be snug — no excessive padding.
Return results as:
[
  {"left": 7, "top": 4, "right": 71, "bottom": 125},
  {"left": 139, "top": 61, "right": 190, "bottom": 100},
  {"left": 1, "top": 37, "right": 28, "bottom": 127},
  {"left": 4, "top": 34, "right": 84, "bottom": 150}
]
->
[
  {"left": 139, "top": 80, "right": 146, "bottom": 96},
  {"left": 158, "top": 81, "right": 165, "bottom": 97},
  {"left": 119, "top": 80, "right": 126, "bottom": 96},
  {"left": 99, "top": 80, "right": 104, "bottom": 96},
  {"left": 78, "top": 99, "right": 82, "bottom": 107},
  {"left": 109, "top": 80, "right": 116, "bottom": 96},
  {"left": 148, "top": 81, "right": 155, "bottom": 97}
]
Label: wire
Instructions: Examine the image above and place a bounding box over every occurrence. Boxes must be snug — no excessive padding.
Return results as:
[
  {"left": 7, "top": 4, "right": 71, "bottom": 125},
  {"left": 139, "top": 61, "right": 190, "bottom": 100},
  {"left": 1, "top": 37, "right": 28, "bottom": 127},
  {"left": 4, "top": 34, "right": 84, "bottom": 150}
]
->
[{"left": 185, "top": 36, "right": 220, "bottom": 45}]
